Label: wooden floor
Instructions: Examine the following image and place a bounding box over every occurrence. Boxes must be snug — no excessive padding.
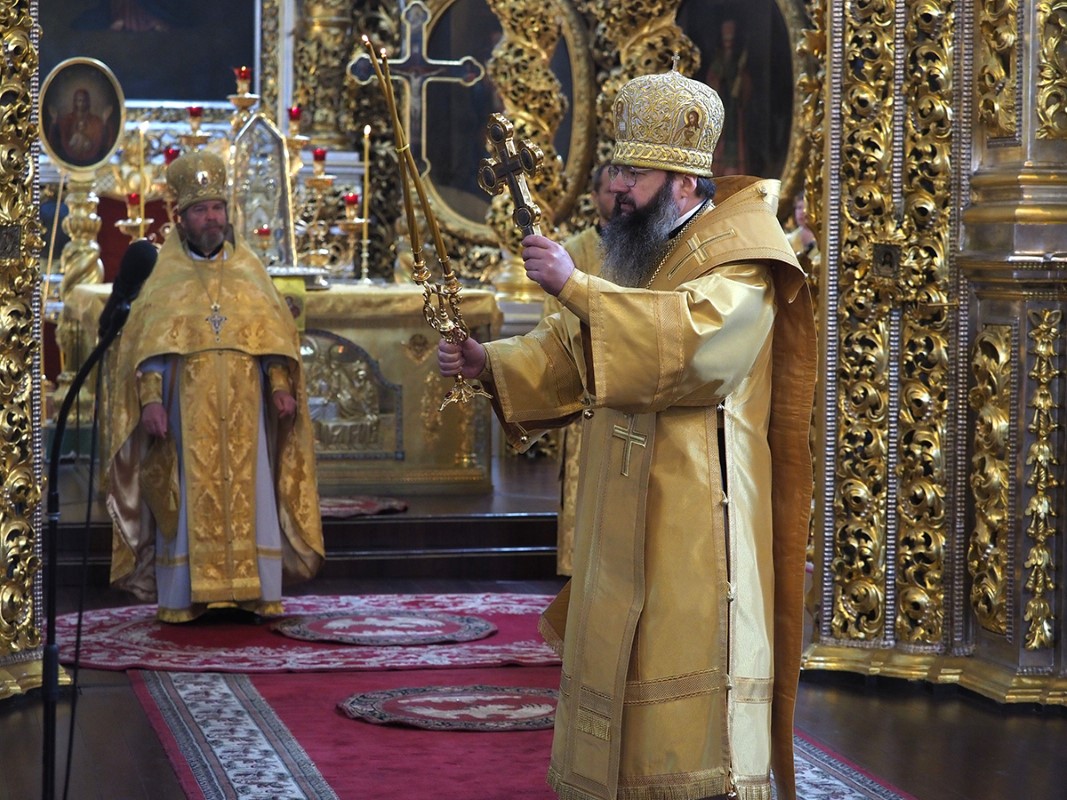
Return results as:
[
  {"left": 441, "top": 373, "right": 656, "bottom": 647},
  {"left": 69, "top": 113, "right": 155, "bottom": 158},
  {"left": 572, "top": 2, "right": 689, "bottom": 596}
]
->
[{"left": 3, "top": 453, "right": 1066, "bottom": 800}]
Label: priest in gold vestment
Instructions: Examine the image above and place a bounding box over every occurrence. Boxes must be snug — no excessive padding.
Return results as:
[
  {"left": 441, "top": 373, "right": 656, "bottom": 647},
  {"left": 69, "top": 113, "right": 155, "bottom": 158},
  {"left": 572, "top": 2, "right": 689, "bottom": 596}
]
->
[
  {"left": 546, "top": 162, "right": 614, "bottom": 576},
  {"left": 106, "top": 150, "right": 324, "bottom": 623},
  {"left": 440, "top": 69, "right": 816, "bottom": 800}
]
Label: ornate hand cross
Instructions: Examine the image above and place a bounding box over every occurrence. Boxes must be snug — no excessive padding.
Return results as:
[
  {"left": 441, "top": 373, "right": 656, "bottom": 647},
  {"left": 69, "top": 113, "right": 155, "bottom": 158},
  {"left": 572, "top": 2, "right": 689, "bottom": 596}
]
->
[
  {"left": 348, "top": 0, "right": 485, "bottom": 175},
  {"left": 477, "top": 113, "right": 544, "bottom": 237}
]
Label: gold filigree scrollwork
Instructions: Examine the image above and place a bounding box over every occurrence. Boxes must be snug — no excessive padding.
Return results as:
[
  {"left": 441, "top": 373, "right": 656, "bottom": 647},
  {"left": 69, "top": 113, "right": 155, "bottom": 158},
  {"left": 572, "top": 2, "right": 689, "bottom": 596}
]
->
[
  {"left": 1037, "top": 0, "right": 1067, "bottom": 139},
  {"left": 483, "top": 0, "right": 567, "bottom": 258},
  {"left": 968, "top": 325, "right": 1013, "bottom": 635},
  {"left": 976, "top": 0, "right": 1018, "bottom": 137},
  {"left": 294, "top": 0, "right": 354, "bottom": 147},
  {"left": 798, "top": 0, "right": 827, "bottom": 241},
  {"left": 894, "top": 0, "right": 952, "bottom": 645},
  {"left": 831, "top": 0, "right": 897, "bottom": 641},
  {"left": 1022, "top": 309, "right": 1061, "bottom": 649},
  {"left": 1, "top": 1, "right": 45, "bottom": 697}
]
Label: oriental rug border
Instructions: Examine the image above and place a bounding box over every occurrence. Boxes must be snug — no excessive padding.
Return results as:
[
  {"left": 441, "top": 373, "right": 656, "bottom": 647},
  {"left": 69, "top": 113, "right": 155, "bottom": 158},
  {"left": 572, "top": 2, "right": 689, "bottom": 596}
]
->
[{"left": 133, "top": 670, "right": 918, "bottom": 800}]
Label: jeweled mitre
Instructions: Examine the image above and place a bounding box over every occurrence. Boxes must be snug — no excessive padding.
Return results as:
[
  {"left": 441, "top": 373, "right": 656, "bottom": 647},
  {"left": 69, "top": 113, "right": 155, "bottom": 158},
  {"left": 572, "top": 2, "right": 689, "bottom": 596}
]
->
[
  {"left": 612, "top": 67, "right": 724, "bottom": 178},
  {"left": 167, "top": 150, "right": 228, "bottom": 212}
]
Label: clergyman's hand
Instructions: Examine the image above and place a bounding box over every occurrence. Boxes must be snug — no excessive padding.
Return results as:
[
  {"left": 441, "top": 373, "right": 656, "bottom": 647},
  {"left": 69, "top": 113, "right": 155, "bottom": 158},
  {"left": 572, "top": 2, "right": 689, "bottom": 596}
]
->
[
  {"left": 273, "top": 390, "right": 297, "bottom": 418},
  {"left": 438, "top": 337, "right": 486, "bottom": 380},
  {"left": 141, "top": 402, "right": 168, "bottom": 438},
  {"left": 521, "top": 234, "right": 575, "bottom": 297}
]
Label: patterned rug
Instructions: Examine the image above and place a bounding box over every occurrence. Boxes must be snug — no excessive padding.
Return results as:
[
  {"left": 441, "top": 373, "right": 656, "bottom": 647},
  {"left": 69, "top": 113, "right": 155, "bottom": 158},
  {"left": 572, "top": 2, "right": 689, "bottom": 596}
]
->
[
  {"left": 271, "top": 610, "right": 497, "bottom": 645},
  {"left": 339, "top": 685, "right": 559, "bottom": 731},
  {"left": 133, "top": 669, "right": 917, "bottom": 800},
  {"left": 318, "top": 495, "right": 408, "bottom": 517},
  {"left": 56, "top": 594, "right": 559, "bottom": 672}
]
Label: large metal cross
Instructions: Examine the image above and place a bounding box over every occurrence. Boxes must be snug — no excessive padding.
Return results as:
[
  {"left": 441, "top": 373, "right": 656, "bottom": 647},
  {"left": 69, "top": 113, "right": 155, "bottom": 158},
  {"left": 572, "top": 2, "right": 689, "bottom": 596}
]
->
[
  {"left": 477, "top": 112, "right": 544, "bottom": 237},
  {"left": 348, "top": 0, "right": 485, "bottom": 175}
]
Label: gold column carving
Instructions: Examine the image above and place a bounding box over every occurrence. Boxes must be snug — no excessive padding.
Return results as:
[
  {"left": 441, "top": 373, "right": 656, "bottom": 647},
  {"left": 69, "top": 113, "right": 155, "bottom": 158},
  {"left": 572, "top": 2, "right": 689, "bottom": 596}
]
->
[
  {"left": 976, "top": 0, "right": 1017, "bottom": 138},
  {"left": 828, "top": 0, "right": 896, "bottom": 643},
  {"left": 53, "top": 179, "right": 104, "bottom": 408},
  {"left": 894, "top": 0, "right": 953, "bottom": 646},
  {"left": 1, "top": 0, "right": 45, "bottom": 699},
  {"left": 294, "top": 0, "right": 354, "bottom": 147},
  {"left": 1037, "top": 0, "right": 1067, "bottom": 139},
  {"left": 1022, "top": 309, "right": 1060, "bottom": 649},
  {"left": 968, "top": 324, "right": 1012, "bottom": 635},
  {"left": 482, "top": 0, "right": 567, "bottom": 300}
]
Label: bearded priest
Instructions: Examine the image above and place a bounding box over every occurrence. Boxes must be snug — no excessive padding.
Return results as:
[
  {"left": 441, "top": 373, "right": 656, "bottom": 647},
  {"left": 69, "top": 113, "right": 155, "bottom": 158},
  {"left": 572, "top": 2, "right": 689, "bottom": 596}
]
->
[
  {"left": 106, "top": 150, "right": 324, "bottom": 623},
  {"left": 439, "top": 66, "right": 817, "bottom": 800}
]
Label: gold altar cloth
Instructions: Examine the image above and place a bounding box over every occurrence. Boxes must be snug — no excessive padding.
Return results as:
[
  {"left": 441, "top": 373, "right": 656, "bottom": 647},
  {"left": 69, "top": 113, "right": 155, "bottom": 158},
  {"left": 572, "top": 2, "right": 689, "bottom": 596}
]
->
[{"left": 65, "top": 282, "right": 502, "bottom": 494}]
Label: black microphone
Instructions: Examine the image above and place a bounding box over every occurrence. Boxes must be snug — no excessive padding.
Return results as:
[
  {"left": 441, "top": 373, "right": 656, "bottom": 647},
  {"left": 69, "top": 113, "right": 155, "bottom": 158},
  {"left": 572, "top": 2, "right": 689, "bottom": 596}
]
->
[{"left": 98, "top": 238, "right": 158, "bottom": 337}]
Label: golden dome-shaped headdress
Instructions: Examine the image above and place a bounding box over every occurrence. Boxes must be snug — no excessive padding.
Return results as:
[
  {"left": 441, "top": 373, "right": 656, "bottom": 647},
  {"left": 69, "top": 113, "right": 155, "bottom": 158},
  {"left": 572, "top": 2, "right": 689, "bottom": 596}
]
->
[
  {"left": 612, "top": 64, "right": 724, "bottom": 178},
  {"left": 166, "top": 150, "right": 228, "bottom": 212}
]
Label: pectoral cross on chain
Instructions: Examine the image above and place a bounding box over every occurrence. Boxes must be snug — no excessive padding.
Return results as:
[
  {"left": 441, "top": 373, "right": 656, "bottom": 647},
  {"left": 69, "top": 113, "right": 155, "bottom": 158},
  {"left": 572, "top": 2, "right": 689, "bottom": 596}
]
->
[
  {"left": 477, "top": 113, "right": 544, "bottom": 236},
  {"left": 612, "top": 415, "right": 648, "bottom": 478},
  {"left": 206, "top": 304, "right": 226, "bottom": 340}
]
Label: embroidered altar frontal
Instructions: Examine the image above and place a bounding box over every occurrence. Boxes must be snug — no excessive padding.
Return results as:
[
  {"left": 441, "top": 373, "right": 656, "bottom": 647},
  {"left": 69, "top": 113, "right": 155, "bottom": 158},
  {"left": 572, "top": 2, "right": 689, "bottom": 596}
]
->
[{"left": 68, "top": 282, "right": 502, "bottom": 494}]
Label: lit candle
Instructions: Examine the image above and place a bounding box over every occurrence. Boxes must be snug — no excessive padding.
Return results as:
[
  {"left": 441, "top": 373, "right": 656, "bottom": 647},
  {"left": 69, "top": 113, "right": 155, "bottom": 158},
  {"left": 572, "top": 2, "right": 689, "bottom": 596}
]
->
[
  {"left": 126, "top": 192, "right": 140, "bottom": 214},
  {"left": 362, "top": 125, "right": 371, "bottom": 244},
  {"left": 255, "top": 224, "right": 271, "bottom": 236},
  {"left": 164, "top": 145, "right": 181, "bottom": 165},
  {"left": 344, "top": 191, "right": 359, "bottom": 222},
  {"left": 187, "top": 105, "right": 203, "bottom": 135},
  {"left": 235, "top": 65, "right": 252, "bottom": 82},
  {"left": 312, "top": 147, "right": 327, "bottom": 163},
  {"left": 288, "top": 105, "right": 302, "bottom": 135}
]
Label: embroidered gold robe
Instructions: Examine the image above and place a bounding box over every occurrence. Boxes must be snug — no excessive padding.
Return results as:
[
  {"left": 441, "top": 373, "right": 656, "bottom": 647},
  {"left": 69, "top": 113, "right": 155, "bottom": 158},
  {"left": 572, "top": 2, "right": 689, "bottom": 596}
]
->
[
  {"left": 481, "top": 178, "right": 816, "bottom": 800},
  {"left": 106, "top": 234, "right": 324, "bottom": 621},
  {"left": 545, "top": 225, "right": 605, "bottom": 576}
]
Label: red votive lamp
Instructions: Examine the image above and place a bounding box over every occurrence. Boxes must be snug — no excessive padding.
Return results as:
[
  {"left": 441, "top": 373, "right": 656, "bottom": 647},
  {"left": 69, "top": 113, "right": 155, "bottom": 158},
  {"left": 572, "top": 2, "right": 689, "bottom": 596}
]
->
[
  {"left": 288, "top": 106, "right": 302, "bottom": 123},
  {"left": 312, "top": 147, "right": 327, "bottom": 163},
  {"left": 255, "top": 225, "right": 271, "bottom": 237},
  {"left": 344, "top": 192, "right": 359, "bottom": 206},
  {"left": 164, "top": 146, "right": 181, "bottom": 165},
  {"left": 235, "top": 65, "right": 252, "bottom": 82},
  {"left": 126, "top": 192, "right": 140, "bottom": 211},
  {"left": 187, "top": 105, "right": 203, "bottom": 119}
]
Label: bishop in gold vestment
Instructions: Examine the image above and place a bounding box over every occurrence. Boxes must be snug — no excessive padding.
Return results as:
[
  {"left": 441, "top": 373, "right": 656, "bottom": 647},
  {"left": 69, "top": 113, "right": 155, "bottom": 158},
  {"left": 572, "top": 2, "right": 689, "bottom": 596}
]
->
[
  {"left": 106, "top": 151, "right": 324, "bottom": 622},
  {"left": 547, "top": 163, "right": 614, "bottom": 576},
  {"left": 440, "top": 69, "right": 816, "bottom": 800}
]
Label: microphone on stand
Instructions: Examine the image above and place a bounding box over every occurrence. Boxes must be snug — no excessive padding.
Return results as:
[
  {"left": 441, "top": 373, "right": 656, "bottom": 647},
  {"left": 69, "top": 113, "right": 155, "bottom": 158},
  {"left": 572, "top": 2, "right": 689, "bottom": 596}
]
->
[
  {"left": 43, "top": 238, "right": 157, "bottom": 800},
  {"left": 97, "top": 238, "right": 158, "bottom": 338}
]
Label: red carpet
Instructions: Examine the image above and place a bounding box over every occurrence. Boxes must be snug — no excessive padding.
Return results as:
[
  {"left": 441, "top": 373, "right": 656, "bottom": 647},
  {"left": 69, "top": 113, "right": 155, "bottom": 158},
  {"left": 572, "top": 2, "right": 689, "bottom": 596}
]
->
[
  {"left": 132, "top": 666, "right": 918, "bottom": 800},
  {"left": 133, "top": 667, "right": 560, "bottom": 799},
  {"left": 57, "top": 594, "right": 560, "bottom": 672}
]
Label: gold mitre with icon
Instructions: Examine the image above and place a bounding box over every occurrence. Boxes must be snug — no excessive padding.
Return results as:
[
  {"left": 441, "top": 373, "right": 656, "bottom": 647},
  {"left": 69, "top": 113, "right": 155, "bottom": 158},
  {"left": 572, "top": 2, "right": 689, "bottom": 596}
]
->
[
  {"left": 612, "top": 65, "right": 724, "bottom": 178},
  {"left": 166, "top": 150, "right": 228, "bottom": 212}
]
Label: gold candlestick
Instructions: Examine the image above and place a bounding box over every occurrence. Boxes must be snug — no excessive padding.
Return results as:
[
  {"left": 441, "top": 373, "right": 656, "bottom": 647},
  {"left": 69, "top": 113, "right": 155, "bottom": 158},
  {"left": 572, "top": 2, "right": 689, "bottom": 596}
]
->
[
  {"left": 362, "top": 38, "right": 489, "bottom": 410},
  {"left": 137, "top": 122, "right": 148, "bottom": 238},
  {"left": 362, "top": 124, "right": 371, "bottom": 260}
]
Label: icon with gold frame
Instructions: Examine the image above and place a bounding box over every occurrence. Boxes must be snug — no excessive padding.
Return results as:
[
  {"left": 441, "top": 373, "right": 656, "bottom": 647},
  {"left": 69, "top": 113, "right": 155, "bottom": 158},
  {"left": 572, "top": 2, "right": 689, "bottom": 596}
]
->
[{"left": 39, "top": 57, "right": 125, "bottom": 174}]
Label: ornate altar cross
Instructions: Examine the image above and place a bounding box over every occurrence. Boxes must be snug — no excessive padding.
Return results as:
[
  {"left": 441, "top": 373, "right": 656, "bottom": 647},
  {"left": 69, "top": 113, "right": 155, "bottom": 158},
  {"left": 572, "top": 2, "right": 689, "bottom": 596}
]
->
[
  {"left": 477, "top": 112, "right": 544, "bottom": 236},
  {"left": 348, "top": 0, "right": 485, "bottom": 174}
]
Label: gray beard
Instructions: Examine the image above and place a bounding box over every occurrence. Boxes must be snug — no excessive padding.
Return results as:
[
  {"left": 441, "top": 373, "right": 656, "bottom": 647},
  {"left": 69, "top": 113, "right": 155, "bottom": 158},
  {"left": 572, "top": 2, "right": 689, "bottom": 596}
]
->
[{"left": 600, "top": 178, "right": 680, "bottom": 288}]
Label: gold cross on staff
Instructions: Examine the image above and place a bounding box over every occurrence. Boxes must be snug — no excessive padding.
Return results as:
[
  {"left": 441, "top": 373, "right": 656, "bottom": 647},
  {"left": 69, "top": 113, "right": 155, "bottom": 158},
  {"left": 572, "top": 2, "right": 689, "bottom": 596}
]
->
[
  {"left": 477, "top": 112, "right": 544, "bottom": 237},
  {"left": 612, "top": 415, "right": 648, "bottom": 477}
]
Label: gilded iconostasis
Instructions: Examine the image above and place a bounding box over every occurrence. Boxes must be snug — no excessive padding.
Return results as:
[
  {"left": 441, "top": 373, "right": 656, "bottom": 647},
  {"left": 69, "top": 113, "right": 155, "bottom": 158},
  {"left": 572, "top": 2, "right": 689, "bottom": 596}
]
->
[{"left": 3, "top": 0, "right": 1067, "bottom": 705}]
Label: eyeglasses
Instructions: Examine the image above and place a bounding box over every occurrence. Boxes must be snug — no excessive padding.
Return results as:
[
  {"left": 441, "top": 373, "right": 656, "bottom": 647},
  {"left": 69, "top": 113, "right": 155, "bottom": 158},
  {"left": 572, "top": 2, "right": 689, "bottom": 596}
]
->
[{"left": 607, "top": 164, "right": 655, "bottom": 188}]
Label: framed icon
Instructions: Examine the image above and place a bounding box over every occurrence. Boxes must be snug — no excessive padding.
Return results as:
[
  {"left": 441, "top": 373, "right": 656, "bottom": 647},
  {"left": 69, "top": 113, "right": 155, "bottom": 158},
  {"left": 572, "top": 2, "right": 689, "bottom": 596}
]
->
[{"left": 40, "top": 57, "right": 125, "bottom": 173}]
